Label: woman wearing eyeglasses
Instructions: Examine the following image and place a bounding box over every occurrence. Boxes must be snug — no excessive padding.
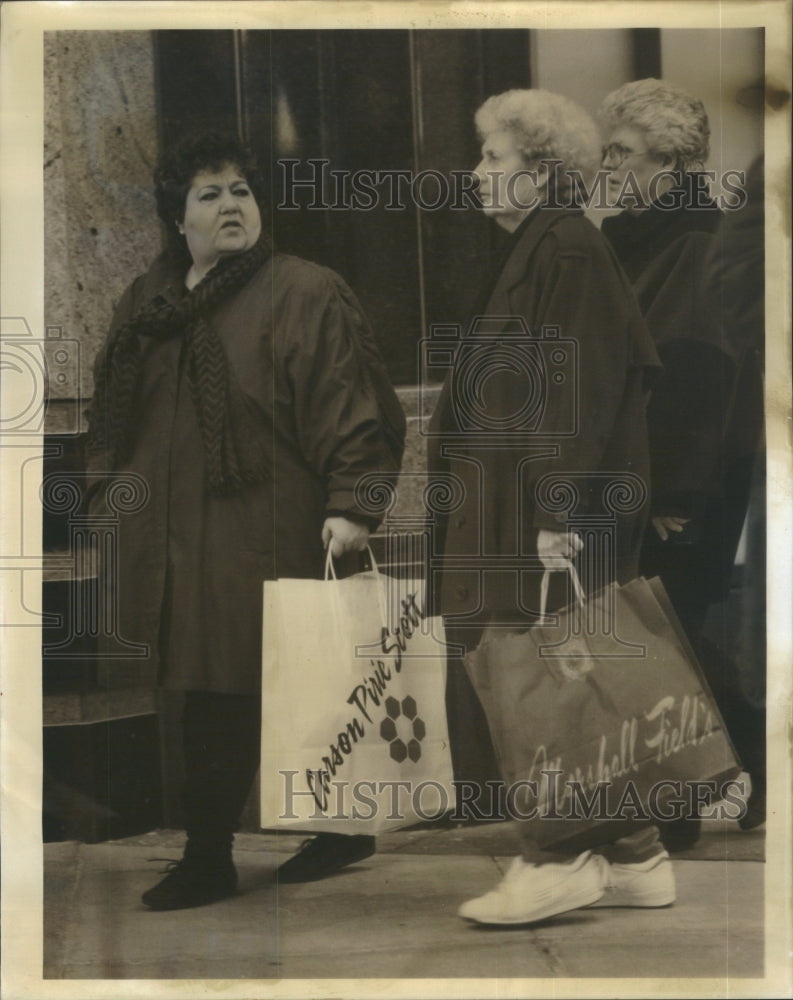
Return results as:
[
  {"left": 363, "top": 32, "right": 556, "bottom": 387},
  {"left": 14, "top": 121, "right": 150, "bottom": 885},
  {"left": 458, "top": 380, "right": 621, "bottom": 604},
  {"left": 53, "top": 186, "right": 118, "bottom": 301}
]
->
[{"left": 598, "top": 79, "right": 766, "bottom": 845}]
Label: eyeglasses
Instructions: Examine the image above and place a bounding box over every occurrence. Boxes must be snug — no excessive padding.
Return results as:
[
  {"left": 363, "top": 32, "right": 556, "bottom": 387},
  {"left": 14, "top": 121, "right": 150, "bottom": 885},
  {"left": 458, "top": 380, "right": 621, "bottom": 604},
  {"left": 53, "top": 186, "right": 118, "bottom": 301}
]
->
[{"left": 601, "top": 143, "right": 653, "bottom": 167}]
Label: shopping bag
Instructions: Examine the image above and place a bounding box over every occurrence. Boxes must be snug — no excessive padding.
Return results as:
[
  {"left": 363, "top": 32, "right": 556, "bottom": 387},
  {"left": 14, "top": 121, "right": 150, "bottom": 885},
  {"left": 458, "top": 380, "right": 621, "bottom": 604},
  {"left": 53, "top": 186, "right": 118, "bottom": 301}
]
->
[
  {"left": 464, "top": 567, "right": 741, "bottom": 850},
  {"left": 260, "top": 550, "right": 455, "bottom": 834}
]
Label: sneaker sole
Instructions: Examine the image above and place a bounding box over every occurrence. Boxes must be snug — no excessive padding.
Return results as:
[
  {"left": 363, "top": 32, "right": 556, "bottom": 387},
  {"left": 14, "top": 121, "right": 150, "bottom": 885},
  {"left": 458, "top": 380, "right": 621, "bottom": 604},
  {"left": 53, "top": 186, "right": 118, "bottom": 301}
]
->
[
  {"left": 459, "top": 882, "right": 605, "bottom": 925},
  {"left": 589, "top": 896, "right": 675, "bottom": 908},
  {"left": 590, "top": 887, "right": 676, "bottom": 908}
]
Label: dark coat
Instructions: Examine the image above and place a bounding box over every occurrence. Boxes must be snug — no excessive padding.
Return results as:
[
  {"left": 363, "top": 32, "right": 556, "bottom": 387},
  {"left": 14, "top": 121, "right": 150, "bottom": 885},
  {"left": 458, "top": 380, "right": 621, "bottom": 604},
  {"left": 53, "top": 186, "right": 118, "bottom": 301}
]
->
[
  {"left": 601, "top": 186, "right": 730, "bottom": 517},
  {"left": 428, "top": 207, "right": 660, "bottom": 624},
  {"left": 88, "top": 252, "right": 405, "bottom": 695},
  {"left": 602, "top": 183, "right": 764, "bottom": 607}
]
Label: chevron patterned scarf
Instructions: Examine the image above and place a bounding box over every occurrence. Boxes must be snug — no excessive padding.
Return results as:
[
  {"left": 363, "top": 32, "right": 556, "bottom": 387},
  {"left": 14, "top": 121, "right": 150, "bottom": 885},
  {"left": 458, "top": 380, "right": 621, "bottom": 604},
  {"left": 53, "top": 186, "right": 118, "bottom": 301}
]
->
[{"left": 87, "top": 235, "right": 273, "bottom": 495}]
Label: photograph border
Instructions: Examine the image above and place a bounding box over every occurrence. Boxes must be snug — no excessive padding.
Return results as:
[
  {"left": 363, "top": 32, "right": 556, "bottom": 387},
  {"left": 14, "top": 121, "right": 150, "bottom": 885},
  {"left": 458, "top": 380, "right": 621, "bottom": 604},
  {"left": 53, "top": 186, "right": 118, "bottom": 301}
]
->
[{"left": 2, "top": 2, "right": 791, "bottom": 998}]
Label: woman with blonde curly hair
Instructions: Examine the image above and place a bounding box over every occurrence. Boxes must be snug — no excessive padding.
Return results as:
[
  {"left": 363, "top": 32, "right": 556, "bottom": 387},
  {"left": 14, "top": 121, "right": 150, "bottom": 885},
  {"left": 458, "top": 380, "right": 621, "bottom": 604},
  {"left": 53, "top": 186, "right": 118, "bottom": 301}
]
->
[
  {"left": 599, "top": 76, "right": 711, "bottom": 212},
  {"left": 472, "top": 88, "right": 602, "bottom": 215},
  {"left": 429, "top": 89, "right": 668, "bottom": 926},
  {"left": 598, "top": 78, "right": 722, "bottom": 586},
  {"left": 598, "top": 79, "right": 765, "bottom": 847}
]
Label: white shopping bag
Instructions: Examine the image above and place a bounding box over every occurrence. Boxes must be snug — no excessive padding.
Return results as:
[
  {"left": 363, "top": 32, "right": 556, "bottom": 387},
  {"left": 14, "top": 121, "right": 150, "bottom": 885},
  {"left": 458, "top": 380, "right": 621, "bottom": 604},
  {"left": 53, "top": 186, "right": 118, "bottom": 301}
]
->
[{"left": 261, "top": 551, "right": 455, "bottom": 834}]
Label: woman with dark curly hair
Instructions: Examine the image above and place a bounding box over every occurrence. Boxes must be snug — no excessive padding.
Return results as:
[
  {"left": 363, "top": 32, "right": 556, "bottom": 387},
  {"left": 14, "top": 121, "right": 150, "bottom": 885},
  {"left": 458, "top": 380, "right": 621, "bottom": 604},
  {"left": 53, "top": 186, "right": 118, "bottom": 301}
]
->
[{"left": 87, "top": 132, "right": 405, "bottom": 909}]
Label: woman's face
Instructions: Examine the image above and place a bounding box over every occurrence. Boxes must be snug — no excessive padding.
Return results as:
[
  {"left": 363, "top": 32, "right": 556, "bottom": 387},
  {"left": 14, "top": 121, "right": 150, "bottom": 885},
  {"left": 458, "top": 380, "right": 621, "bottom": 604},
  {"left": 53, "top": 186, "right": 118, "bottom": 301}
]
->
[
  {"left": 179, "top": 163, "right": 262, "bottom": 273},
  {"left": 473, "top": 128, "right": 547, "bottom": 232},
  {"left": 601, "top": 124, "right": 672, "bottom": 212}
]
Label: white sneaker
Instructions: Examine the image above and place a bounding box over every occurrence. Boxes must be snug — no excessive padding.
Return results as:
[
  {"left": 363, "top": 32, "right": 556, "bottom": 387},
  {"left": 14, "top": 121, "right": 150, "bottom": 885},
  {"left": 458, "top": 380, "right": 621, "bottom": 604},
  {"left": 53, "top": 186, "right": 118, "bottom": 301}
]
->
[
  {"left": 458, "top": 851, "right": 605, "bottom": 925},
  {"left": 592, "top": 851, "right": 676, "bottom": 908}
]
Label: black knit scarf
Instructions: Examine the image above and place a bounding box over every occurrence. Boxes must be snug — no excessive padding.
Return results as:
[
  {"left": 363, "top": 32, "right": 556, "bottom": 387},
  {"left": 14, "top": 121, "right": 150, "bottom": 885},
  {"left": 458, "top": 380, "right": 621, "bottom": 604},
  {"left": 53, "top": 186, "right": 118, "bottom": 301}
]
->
[{"left": 87, "top": 235, "right": 273, "bottom": 495}]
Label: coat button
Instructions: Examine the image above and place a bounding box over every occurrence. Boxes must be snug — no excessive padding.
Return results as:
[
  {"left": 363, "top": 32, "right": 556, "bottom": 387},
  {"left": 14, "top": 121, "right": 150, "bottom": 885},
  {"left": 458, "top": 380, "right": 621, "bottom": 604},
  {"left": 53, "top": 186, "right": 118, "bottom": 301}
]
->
[
  {"left": 554, "top": 512, "right": 566, "bottom": 523},
  {"left": 455, "top": 586, "right": 469, "bottom": 601},
  {"left": 454, "top": 516, "right": 466, "bottom": 528}
]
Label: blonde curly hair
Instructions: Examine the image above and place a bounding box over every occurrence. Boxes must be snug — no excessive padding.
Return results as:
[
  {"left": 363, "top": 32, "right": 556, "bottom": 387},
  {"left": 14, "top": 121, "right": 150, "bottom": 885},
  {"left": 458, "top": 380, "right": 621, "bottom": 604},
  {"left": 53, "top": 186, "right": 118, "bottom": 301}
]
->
[
  {"left": 475, "top": 89, "right": 602, "bottom": 200},
  {"left": 598, "top": 78, "right": 710, "bottom": 172}
]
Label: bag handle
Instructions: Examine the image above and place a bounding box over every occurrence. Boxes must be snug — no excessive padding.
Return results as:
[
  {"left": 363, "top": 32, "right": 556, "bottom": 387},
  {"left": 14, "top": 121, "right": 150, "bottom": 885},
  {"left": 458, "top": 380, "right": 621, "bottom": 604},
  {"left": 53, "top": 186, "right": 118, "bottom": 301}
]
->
[
  {"left": 324, "top": 543, "right": 381, "bottom": 581},
  {"left": 538, "top": 560, "right": 586, "bottom": 623},
  {"left": 324, "top": 544, "right": 388, "bottom": 637}
]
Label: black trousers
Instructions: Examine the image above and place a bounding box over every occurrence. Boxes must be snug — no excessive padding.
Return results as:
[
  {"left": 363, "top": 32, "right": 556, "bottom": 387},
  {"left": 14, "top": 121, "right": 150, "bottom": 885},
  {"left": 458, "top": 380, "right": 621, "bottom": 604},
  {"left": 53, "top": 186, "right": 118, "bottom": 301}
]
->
[{"left": 181, "top": 690, "right": 261, "bottom": 856}]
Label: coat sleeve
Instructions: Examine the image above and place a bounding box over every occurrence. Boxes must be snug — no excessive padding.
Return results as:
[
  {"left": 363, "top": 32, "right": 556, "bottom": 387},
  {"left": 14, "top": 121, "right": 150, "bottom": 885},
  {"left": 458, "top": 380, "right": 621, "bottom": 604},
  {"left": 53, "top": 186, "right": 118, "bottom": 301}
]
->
[
  {"left": 82, "top": 277, "right": 142, "bottom": 514},
  {"left": 646, "top": 340, "right": 734, "bottom": 517},
  {"left": 641, "top": 234, "right": 737, "bottom": 515},
  {"left": 280, "top": 267, "right": 404, "bottom": 525},
  {"left": 513, "top": 234, "right": 637, "bottom": 531}
]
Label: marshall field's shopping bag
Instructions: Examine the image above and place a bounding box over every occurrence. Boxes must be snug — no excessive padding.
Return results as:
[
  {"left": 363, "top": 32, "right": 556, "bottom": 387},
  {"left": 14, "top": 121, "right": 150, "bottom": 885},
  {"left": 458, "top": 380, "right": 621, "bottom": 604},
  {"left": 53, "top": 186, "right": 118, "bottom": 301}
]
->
[
  {"left": 261, "top": 551, "right": 455, "bottom": 835},
  {"left": 464, "top": 568, "right": 742, "bottom": 851}
]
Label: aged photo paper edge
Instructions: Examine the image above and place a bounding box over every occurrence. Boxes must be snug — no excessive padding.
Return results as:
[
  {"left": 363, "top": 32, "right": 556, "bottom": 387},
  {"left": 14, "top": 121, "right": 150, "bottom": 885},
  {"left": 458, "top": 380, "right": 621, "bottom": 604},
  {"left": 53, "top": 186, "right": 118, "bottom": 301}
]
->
[{"left": 1, "top": 1, "right": 790, "bottom": 998}]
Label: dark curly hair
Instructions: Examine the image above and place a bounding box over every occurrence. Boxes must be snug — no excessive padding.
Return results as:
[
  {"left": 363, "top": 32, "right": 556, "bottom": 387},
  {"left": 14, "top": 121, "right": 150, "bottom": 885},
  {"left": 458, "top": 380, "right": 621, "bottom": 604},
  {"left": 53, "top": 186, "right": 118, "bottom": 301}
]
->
[{"left": 154, "top": 132, "right": 268, "bottom": 258}]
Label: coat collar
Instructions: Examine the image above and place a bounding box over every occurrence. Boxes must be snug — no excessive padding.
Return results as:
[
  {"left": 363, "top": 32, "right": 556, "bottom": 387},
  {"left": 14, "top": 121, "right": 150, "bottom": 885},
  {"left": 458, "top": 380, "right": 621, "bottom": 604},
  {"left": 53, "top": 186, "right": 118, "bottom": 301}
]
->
[
  {"left": 493, "top": 206, "right": 584, "bottom": 299},
  {"left": 138, "top": 251, "right": 190, "bottom": 307}
]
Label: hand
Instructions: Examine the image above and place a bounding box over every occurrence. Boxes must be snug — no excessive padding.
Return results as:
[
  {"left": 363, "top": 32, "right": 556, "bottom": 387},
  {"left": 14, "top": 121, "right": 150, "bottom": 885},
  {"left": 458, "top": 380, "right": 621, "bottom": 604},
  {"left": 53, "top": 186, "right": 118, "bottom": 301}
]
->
[
  {"left": 322, "top": 516, "right": 370, "bottom": 559},
  {"left": 537, "top": 528, "right": 583, "bottom": 570},
  {"left": 652, "top": 516, "right": 691, "bottom": 541}
]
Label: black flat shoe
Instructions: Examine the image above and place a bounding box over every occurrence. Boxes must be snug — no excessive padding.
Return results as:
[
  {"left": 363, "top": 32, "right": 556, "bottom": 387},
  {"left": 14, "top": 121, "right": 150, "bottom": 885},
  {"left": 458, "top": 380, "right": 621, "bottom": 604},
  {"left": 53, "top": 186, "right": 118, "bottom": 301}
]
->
[
  {"left": 656, "top": 816, "right": 702, "bottom": 853},
  {"left": 739, "top": 783, "right": 766, "bottom": 830},
  {"left": 141, "top": 856, "right": 238, "bottom": 910},
  {"left": 277, "top": 833, "right": 375, "bottom": 884}
]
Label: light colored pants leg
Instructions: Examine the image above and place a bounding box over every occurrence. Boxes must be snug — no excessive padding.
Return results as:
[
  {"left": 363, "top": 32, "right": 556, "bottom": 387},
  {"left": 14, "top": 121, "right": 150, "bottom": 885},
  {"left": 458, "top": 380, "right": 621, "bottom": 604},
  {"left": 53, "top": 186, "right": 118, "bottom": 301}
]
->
[{"left": 520, "top": 824, "right": 664, "bottom": 865}]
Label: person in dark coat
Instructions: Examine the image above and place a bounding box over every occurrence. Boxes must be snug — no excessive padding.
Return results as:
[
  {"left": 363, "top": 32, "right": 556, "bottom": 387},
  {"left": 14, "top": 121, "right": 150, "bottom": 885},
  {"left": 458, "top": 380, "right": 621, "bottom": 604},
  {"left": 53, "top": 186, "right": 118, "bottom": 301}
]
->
[
  {"left": 598, "top": 79, "right": 765, "bottom": 842},
  {"left": 86, "top": 133, "right": 405, "bottom": 909},
  {"left": 706, "top": 156, "right": 766, "bottom": 830},
  {"left": 427, "top": 89, "right": 669, "bottom": 926}
]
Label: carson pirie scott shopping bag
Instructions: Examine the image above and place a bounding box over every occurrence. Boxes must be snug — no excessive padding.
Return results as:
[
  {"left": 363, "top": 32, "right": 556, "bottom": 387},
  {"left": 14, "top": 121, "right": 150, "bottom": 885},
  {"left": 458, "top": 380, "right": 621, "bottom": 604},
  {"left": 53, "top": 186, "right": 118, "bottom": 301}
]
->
[
  {"left": 261, "top": 549, "right": 455, "bottom": 835},
  {"left": 464, "top": 566, "right": 742, "bottom": 850}
]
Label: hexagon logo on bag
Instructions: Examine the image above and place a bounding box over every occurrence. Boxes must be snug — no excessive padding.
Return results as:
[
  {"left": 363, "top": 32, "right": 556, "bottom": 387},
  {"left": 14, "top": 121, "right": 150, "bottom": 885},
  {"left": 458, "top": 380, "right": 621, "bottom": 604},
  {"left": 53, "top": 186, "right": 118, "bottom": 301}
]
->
[{"left": 380, "top": 695, "right": 426, "bottom": 763}]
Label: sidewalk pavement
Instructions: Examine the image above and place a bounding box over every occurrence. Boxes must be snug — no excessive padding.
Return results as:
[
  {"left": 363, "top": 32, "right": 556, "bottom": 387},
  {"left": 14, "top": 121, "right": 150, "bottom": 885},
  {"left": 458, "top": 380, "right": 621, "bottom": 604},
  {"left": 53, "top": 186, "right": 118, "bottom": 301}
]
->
[{"left": 44, "top": 816, "right": 764, "bottom": 981}]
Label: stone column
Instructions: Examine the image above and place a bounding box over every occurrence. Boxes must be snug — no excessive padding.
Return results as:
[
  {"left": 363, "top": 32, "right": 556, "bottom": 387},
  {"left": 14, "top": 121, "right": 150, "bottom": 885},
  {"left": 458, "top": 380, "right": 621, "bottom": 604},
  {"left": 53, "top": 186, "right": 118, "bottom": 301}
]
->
[{"left": 44, "top": 31, "right": 162, "bottom": 428}]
